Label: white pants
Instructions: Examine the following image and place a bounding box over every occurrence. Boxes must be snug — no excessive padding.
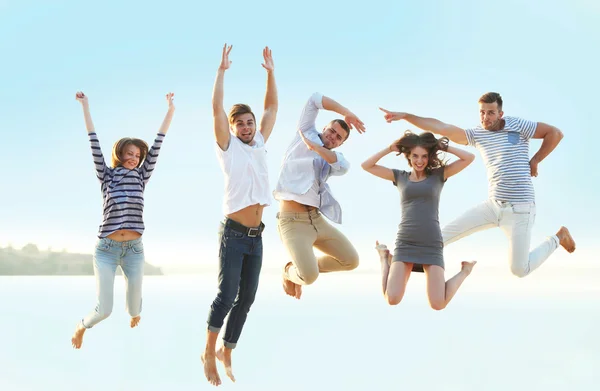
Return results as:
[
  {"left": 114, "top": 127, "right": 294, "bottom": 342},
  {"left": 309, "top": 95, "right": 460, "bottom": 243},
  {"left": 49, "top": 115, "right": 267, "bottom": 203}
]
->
[{"left": 442, "top": 199, "right": 559, "bottom": 277}]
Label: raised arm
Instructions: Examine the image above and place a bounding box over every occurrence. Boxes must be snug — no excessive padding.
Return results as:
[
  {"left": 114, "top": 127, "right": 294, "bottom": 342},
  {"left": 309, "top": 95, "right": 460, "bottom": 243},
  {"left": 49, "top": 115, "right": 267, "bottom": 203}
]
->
[
  {"left": 213, "top": 44, "right": 232, "bottom": 151},
  {"left": 322, "top": 96, "right": 366, "bottom": 133},
  {"left": 361, "top": 141, "right": 398, "bottom": 181},
  {"left": 76, "top": 91, "right": 107, "bottom": 182},
  {"left": 528, "top": 122, "right": 564, "bottom": 177},
  {"left": 258, "top": 46, "right": 278, "bottom": 142},
  {"left": 442, "top": 143, "right": 475, "bottom": 180},
  {"left": 379, "top": 108, "right": 468, "bottom": 145},
  {"left": 140, "top": 93, "right": 175, "bottom": 184}
]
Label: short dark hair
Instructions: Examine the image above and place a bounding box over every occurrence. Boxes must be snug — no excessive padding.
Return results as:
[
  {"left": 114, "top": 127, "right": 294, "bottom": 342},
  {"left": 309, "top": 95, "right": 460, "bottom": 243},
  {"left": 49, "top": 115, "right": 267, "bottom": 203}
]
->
[
  {"left": 329, "top": 119, "right": 351, "bottom": 140},
  {"left": 478, "top": 92, "right": 503, "bottom": 111},
  {"left": 228, "top": 104, "right": 256, "bottom": 124}
]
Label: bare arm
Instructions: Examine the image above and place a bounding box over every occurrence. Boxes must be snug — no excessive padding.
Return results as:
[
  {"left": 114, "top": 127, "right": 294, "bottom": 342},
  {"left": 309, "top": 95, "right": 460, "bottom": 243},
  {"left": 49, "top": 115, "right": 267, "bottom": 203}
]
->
[
  {"left": 259, "top": 47, "right": 278, "bottom": 142},
  {"left": 158, "top": 93, "right": 175, "bottom": 135},
  {"left": 529, "top": 122, "right": 564, "bottom": 177},
  {"left": 75, "top": 92, "right": 95, "bottom": 133},
  {"left": 361, "top": 144, "right": 396, "bottom": 182},
  {"left": 322, "top": 96, "right": 366, "bottom": 133},
  {"left": 213, "top": 44, "right": 232, "bottom": 151},
  {"left": 298, "top": 130, "right": 338, "bottom": 164},
  {"left": 443, "top": 145, "right": 475, "bottom": 179},
  {"left": 379, "top": 108, "right": 468, "bottom": 145}
]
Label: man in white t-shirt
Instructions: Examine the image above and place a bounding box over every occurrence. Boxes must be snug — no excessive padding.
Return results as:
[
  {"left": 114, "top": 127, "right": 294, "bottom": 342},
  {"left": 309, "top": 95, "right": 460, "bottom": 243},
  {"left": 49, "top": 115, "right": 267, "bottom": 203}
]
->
[
  {"left": 274, "top": 92, "right": 366, "bottom": 299},
  {"left": 202, "top": 44, "right": 278, "bottom": 387},
  {"left": 379, "top": 92, "right": 575, "bottom": 278}
]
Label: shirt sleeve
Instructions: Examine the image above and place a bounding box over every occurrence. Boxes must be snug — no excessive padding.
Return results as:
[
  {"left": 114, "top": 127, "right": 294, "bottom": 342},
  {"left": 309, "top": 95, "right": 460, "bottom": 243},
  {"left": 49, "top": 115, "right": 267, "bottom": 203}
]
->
[
  {"left": 328, "top": 151, "right": 350, "bottom": 176},
  {"left": 139, "top": 133, "right": 165, "bottom": 185},
  {"left": 464, "top": 128, "right": 477, "bottom": 147},
  {"left": 392, "top": 169, "right": 404, "bottom": 186},
  {"left": 507, "top": 116, "right": 537, "bottom": 141},
  {"left": 88, "top": 132, "right": 108, "bottom": 183},
  {"left": 297, "top": 92, "right": 324, "bottom": 133},
  {"left": 432, "top": 166, "right": 447, "bottom": 183}
]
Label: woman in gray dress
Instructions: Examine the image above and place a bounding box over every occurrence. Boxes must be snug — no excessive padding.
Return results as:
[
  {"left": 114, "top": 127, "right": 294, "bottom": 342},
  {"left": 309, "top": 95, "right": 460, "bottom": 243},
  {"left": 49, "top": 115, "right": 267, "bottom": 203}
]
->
[{"left": 361, "top": 130, "right": 476, "bottom": 310}]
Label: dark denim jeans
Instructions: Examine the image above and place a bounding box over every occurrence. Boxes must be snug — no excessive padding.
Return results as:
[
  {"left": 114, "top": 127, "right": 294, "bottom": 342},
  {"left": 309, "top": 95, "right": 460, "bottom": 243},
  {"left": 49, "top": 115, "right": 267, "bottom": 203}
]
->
[{"left": 207, "top": 219, "right": 263, "bottom": 349}]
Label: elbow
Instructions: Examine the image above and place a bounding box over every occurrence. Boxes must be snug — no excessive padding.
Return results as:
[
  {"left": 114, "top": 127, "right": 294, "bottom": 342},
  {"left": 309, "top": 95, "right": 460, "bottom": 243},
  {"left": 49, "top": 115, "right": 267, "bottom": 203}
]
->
[
  {"left": 555, "top": 127, "right": 564, "bottom": 141},
  {"left": 361, "top": 161, "right": 372, "bottom": 171},
  {"left": 466, "top": 152, "right": 475, "bottom": 163}
]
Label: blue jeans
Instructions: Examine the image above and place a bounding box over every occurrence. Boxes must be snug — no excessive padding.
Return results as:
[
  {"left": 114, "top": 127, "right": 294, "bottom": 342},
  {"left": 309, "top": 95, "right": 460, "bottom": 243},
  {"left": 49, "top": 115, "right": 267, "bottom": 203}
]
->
[
  {"left": 207, "top": 219, "right": 263, "bottom": 349},
  {"left": 81, "top": 237, "right": 145, "bottom": 328}
]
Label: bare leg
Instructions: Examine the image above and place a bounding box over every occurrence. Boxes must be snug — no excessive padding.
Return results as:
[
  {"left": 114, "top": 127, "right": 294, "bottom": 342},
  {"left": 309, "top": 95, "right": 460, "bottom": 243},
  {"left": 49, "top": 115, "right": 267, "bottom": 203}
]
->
[
  {"left": 375, "top": 241, "right": 412, "bottom": 305},
  {"left": 557, "top": 226, "right": 576, "bottom": 253},
  {"left": 71, "top": 322, "right": 86, "bottom": 349},
  {"left": 216, "top": 345, "right": 235, "bottom": 382},
  {"left": 424, "top": 261, "right": 476, "bottom": 310},
  {"left": 201, "top": 330, "right": 221, "bottom": 386}
]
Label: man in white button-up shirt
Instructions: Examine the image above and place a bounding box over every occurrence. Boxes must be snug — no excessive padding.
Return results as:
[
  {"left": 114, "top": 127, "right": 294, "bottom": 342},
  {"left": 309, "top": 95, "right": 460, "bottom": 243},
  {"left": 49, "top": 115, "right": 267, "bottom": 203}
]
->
[
  {"left": 202, "top": 44, "right": 278, "bottom": 387},
  {"left": 274, "top": 92, "right": 366, "bottom": 299}
]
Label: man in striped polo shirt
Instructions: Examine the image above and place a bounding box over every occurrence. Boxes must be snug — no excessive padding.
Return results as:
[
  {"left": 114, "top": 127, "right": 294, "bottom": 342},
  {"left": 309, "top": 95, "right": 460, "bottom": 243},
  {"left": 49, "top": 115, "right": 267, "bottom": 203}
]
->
[{"left": 379, "top": 92, "right": 575, "bottom": 278}]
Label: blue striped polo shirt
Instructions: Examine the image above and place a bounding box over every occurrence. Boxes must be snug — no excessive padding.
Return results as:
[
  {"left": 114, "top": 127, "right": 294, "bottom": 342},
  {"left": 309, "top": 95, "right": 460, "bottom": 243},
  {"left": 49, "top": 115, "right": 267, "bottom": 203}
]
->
[{"left": 464, "top": 116, "right": 537, "bottom": 203}]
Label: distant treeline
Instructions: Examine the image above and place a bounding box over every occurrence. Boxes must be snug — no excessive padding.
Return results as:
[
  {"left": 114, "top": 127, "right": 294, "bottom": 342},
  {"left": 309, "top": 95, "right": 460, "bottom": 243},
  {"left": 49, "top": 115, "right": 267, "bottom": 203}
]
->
[{"left": 0, "top": 244, "right": 163, "bottom": 276}]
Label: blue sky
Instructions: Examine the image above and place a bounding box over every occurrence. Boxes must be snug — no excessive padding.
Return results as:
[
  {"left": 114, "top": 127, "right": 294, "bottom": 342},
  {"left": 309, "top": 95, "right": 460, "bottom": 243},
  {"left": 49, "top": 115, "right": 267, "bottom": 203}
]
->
[{"left": 0, "top": 0, "right": 598, "bottom": 272}]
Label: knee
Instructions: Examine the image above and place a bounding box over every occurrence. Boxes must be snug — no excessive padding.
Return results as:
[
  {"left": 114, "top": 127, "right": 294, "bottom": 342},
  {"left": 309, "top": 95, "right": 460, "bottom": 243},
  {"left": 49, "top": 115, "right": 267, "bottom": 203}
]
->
[
  {"left": 214, "top": 292, "right": 236, "bottom": 311},
  {"left": 95, "top": 306, "right": 112, "bottom": 321},
  {"left": 344, "top": 252, "right": 360, "bottom": 271},
  {"left": 510, "top": 263, "right": 530, "bottom": 278},
  {"left": 386, "top": 294, "right": 403, "bottom": 306},
  {"left": 429, "top": 301, "right": 447, "bottom": 311}
]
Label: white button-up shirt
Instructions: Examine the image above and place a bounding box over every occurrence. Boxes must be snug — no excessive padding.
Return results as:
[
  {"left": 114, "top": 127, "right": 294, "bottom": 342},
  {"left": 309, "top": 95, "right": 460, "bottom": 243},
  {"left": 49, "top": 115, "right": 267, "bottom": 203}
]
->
[
  {"left": 216, "top": 130, "right": 271, "bottom": 215},
  {"left": 273, "top": 92, "right": 350, "bottom": 224}
]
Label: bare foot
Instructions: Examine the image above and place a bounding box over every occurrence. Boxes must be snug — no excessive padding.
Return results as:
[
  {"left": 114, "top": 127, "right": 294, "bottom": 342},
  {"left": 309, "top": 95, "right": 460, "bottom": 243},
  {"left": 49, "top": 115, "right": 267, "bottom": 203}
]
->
[
  {"left": 282, "top": 262, "right": 302, "bottom": 300},
  {"left": 461, "top": 261, "right": 477, "bottom": 276},
  {"left": 201, "top": 351, "right": 222, "bottom": 386},
  {"left": 375, "top": 241, "right": 391, "bottom": 266},
  {"left": 557, "top": 226, "right": 576, "bottom": 253},
  {"left": 216, "top": 346, "right": 236, "bottom": 383},
  {"left": 71, "top": 322, "right": 86, "bottom": 349},
  {"left": 130, "top": 316, "right": 141, "bottom": 328}
]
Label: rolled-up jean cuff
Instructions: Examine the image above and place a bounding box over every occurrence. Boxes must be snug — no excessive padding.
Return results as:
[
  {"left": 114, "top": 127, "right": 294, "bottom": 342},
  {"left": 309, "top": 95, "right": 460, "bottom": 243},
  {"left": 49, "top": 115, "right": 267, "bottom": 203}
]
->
[
  {"left": 207, "top": 325, "right": 221, "bottom": 334},
  {"left": 81, "top": 319, "right": 91, "bottom": 329},
  {"left": 223, "top": 340, "right": 237, "bottom": 349}
]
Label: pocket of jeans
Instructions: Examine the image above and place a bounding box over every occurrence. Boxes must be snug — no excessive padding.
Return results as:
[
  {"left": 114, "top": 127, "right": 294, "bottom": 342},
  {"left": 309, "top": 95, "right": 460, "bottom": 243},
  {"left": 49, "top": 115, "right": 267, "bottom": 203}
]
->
[
  {"left": 224, "top": 228, "right": 244, "bottom": 240},
  {"left": 131, "top": 242, "right": 144, "bottom": 254},
  {"left": 512, "top": 203, "right": 532, "bottom": 214},
  {"left": 96, "top": 240, "right": 111, "bottom": 252},
  {"left": 507, "top": 131, "right": 520, "bottom": 145}
]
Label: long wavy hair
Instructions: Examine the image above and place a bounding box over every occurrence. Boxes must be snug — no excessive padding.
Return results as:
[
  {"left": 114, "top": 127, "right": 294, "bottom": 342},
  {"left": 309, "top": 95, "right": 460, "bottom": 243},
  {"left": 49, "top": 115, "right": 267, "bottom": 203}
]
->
[
  {"left": 111, "top": 138, "right": 149, "bottom": 169},
  {"left": 393, "top": 130, "right": 449, "bottom": 175}
]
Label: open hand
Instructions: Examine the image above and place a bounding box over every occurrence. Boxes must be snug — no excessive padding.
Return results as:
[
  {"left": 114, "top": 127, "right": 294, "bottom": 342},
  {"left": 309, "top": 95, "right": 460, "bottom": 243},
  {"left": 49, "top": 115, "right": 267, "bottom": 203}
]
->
[
  {"left": 261, "top": 46, "right": 274, "bottom": 72},
  {"left": 529, "top": 158, "right": 539, "bottom": 177},
  {"left": 75, "top": 91, "right": 88, "bottom": 105},
  {"left": 344, "top": 112, "right": 366, "bottom": 134},
  {"left": 379, "top": 107, "right": 406, "bottom": 123},
  {"left": 219, "top": 43, "right": 232, "bottom": 70},
  {"left": 166, "top": 92, "right": 175, "bottom": 110}
]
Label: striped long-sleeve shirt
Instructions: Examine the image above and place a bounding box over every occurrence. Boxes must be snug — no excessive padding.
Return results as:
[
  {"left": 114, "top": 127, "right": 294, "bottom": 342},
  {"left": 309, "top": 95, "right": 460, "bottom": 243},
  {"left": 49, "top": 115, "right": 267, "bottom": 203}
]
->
[{"left": 88, "top": 132, "right": 165, "bottom": 238}]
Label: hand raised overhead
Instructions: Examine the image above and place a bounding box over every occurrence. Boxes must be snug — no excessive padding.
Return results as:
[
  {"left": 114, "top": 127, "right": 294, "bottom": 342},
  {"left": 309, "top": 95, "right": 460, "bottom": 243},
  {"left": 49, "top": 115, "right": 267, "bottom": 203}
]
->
[
  {"left": 379, "top": 107, "right": 407, "bottom": 123},
  {"left": 261, "top": 46, "right": 274, "bottom": 72},
  {"left": 219, "top": 43, "right": 233, "bottom": 71}
]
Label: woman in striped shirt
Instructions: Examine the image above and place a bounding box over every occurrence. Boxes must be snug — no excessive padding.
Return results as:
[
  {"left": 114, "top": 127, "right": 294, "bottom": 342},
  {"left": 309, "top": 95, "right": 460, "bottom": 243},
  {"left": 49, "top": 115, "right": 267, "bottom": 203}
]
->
[{"left": 71, "top": 91, "right": 175, "bottom": 349}]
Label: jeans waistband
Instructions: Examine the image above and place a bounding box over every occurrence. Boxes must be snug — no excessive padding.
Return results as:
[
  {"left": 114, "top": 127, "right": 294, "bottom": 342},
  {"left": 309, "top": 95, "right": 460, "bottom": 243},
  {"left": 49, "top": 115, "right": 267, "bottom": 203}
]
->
[
  {"left": 224, "top": 218, "right": 265, "bottom": 238},
  {"left": 98, "top": 237, "right": 143, "bottom": 247}
]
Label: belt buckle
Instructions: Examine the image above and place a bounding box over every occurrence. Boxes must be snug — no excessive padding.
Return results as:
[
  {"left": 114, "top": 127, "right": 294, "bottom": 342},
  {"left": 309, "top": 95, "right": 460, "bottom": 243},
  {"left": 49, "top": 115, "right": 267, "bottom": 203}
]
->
[{"left": 247, "top": 227, "right": 259, "bottom": 237}]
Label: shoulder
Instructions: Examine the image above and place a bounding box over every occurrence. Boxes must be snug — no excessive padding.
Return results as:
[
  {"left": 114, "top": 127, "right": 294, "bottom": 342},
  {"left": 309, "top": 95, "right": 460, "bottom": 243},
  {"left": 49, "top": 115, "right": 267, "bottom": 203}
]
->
[{"left": 503, "top": 116, "right": 537, "bottom": 131}]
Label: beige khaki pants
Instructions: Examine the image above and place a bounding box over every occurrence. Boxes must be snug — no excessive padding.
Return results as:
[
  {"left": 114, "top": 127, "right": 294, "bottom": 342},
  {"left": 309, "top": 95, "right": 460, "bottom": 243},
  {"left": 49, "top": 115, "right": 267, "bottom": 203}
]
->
[{"left": 276, "top": 210, "right": 359, "bottom": 285}]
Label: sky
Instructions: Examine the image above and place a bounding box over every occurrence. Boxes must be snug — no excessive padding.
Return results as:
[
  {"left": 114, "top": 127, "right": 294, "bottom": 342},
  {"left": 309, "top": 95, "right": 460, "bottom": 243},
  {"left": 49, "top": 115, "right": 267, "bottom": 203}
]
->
[{"left": 0, "top": 0, "right": 598, "bottom": 273}]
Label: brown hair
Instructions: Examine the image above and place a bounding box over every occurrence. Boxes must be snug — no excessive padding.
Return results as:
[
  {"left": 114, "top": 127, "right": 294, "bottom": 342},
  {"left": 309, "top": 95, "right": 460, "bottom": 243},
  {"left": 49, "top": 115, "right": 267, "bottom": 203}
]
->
[
  {"left": 228, "top": 104, "right": 256, "bottom": 124},
  {"left": 328, "top": 119, "right": 351, "bottom": 140},
  {"left": 393, "top": 131, "right": 449, "bottom": 175},
  {"left": 478, "top": 92, "right": 503, "bottom": 111},
  {"left": 111, "top": 138, "right": 149, "bottom": 168}
]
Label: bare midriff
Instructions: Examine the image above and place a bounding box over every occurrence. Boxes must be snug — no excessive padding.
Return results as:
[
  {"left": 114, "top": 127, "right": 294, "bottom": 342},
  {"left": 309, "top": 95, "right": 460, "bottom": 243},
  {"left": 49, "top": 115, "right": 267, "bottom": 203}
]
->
[
  {"left": 226, "top": 203, "right": 265, "bottom": 228},
  {"left": 107, "top": 230, "right": 142, "bottom": 242},
  {"left": 279, "top": 200, "right": 318, "bottom": 213}
]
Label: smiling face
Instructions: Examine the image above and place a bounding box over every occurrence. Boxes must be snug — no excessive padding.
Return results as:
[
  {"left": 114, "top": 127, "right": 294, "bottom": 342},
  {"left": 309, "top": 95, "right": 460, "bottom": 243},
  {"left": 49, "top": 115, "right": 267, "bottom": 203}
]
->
[
  {"left": 408, "top": 146, "right": 429, "bottom": 173},
  {"left": 121, "top": 144, "right": 141, "bottom": 170},
  {"left": 231, "top": 113, "right": 256, "bottom": 144},
  {"left": 479, "top": 101, "right": 504, "bottom": 130},
  {"left": 320, "top": 120, "right": 349, "bottom": 149}
]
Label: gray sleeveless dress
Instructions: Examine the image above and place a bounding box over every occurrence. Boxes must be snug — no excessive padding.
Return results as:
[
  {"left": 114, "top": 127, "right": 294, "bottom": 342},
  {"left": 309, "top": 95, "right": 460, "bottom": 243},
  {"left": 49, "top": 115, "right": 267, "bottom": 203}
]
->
[{"left": 391, "top": 167, "right": 446, "bottom": 273}]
